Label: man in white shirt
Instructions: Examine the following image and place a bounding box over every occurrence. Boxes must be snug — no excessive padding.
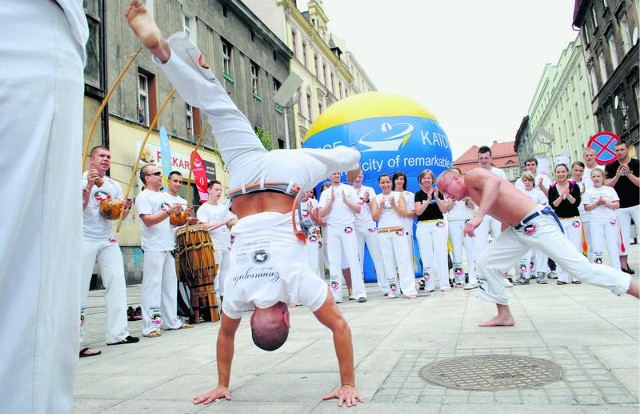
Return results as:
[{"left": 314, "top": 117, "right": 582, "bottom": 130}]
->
[
  {"left": 80, "top": 146, "right": 138, "bottom": 357},
  {"left": 318, "top": 172, "right": 368, "bottom": 303},
  {"left": 197, "top": 180, "right": 237, "bottom": 298},
  {"left": 582, "top": 147, "right": 599, "bottom": 188},
  {"left": 135, "top": 165, "right": 192, "bottom": 337},
  {"left": 515, "top": 158, "right": 551, "bottom": 195}
]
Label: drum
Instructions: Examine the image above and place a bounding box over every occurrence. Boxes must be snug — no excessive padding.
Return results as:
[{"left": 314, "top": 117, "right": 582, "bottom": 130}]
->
[{"left": 175, "top": 225, "right": 219, "bottom": 322}]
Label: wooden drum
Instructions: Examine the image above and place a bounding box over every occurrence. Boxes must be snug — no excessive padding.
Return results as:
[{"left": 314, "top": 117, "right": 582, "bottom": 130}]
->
[{"left": 175, "top": 225, "right": 220, "bottom": 322}]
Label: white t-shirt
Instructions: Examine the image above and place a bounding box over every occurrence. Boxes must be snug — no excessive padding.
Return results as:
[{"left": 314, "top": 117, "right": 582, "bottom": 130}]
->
[
  {"left": 515, "top": 172, "right": 552, "bottom": 191},
  {"left": 135, "top": 189, "right": 177, "bottom": 251},
  {"left": 400, "top": 190, "right": 415, "bottom": 234},
  {"left": 574, "top": 178, "right": 593, "bottom": 222},
  {"left": 352, "top": 185, "right": 377, "bottom": 230},
  {"left": 446, "top": 200, "right": 474, "bottom": 221},
  {"left": 318, "top": 183, "right": 359, "bottom": 228},
  {"left": 583, "top": 186, "right": 620, "bottom": 224},
  {"left": 375, "top": 192, "right": 404, "bottom": 229},
  {"left": 197, "top": 201, "right": 236, "bottom": 249},
  {"left": 490, "top": 167, "right": 507, "bottom": 180},
  {"left": 82, "top": 172, "right": 122, "bottom": 241},
  {"left": 518, "top": 187, "right": 548, "bottom": 205}
]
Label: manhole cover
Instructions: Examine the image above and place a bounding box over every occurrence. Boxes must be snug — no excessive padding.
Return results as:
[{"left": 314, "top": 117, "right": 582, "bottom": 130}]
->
[{"left": 419, "top": 355, "right": 564, "bottom": 391}]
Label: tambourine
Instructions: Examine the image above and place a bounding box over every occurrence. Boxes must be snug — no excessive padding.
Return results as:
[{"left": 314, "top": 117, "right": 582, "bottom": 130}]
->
[{"left": 99, "top": 199, "right": 124, "bottom": 220}]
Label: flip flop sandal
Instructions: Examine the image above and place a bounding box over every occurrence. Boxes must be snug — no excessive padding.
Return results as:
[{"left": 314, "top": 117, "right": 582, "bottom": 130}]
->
[
  {"left": 144, "top": 330, "right": 162, "bottom": 338},
  {"left": 79, "top": 347, "right": 101, "bottom": 358}
]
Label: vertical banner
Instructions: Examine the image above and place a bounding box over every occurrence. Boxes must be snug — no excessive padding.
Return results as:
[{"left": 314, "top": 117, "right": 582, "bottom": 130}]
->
[
  {"left": 159, "top": 126, "right": 172, "bottom": 190},
  {"left": 190, "top": 151, "right": 209, "bottom": 202}
]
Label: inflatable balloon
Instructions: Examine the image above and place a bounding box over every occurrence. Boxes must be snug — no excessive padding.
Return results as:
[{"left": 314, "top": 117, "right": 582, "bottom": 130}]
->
[{"left": 304, "top": 92, "right": 453, "bottom": 282}]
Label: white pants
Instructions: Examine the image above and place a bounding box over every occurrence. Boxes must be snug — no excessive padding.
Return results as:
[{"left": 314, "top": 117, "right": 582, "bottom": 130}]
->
[
  {"left": 616, "top": 205, "right": 640, "bottom": 256},
  {"left": 356, "top": 226, "right": 389, "bottom": 294},
  {"left": 475, "top": 215, "right": 502, "bottom": 255},
  {"left": 378, "top": 230, "right": 418, "bottom": 297},
  {"left": 582, "top": 221, "right": 594, "bottom": 262},
  {"left": 0, "top": 3, "right": 85, "bottom": 413},
  {"left": 326, "top": 225, "right": 366, "bottom": 302},
  {"left": 476, "top": 211, "right": 631, "bottom": 305},
  {"left": 448, "top": 220, "right": 477, "bottom": 283},
  {"left": 141, "top": 251, "right": 183, "bottom": 334},
  {"left": 305, "top": 232, "right": 323, "bottom": 280},
  {"left": 213, "top": 247, "right": 231, "bottom": 296},
  {"left": 416, "top": 220, "right": 450, "bottom": 291},
  {"left": 80, "top": 239, "right": 131, "bottom": 344},
  {"left": 557, "top": 217, "right": 582, "bottom": 283},
  {"left": 590, "top": 220, "right": 622, "bottom": 270}
]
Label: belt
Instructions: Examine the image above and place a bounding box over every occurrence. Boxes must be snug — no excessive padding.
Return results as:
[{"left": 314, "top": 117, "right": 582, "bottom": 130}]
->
[
  {"left": 378, "top": 226, "right": 404, "bottom": 233},
  {"left": 558, "top": 216, "right": 581, "bottom": 220},
  {"left": 514, "top": 206, "right": 554, "bottom": 230},
  {"left": 419, "top": 219, "right": 442, "bottom": 224}
]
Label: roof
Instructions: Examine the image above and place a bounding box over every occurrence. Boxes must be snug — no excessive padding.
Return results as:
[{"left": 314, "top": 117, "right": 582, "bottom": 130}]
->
[{"left": 452, "top": 141, "right": 519, "bottom": 174}]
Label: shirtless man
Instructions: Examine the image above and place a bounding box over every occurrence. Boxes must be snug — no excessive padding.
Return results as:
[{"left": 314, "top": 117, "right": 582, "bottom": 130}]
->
[
  {"left": 436, "top": 167, "right": 638, "bottom": 327},
  {"left": 126, "top": 1, "right": 363, "bottom": 407}
]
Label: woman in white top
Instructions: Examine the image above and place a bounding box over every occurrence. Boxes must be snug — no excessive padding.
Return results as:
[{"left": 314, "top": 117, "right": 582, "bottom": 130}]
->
[
  {"left": 583, "top": 168, "right": 621, "bottom": 270},
  {"left": 514, "top": 172, "right": 549, "bottom": 284},
  {"left": 392, "top": 171, "right": 417, "bottom": 272},
  {"left": 371, "top": 174, "right": 418, "bottom": 299}
]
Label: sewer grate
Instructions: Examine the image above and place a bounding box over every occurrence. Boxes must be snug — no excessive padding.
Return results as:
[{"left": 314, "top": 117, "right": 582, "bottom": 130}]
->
[{"left": 419, "top": 355, "right": 564, "bottom": 391}]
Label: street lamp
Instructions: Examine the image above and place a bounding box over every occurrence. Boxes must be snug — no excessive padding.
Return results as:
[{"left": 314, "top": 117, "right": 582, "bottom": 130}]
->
[{"left": 273, "top": 73, "right": 303, "bottom": 149}]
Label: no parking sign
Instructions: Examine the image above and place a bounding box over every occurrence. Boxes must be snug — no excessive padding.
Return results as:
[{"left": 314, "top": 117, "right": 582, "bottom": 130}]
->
[{"left": 588, "top": 131, "right": 620, "bottom": 164}]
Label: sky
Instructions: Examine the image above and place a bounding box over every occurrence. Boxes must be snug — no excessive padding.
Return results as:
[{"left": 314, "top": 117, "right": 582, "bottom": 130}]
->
[{"left": 320, "top": 0, "right": 580, "bottom": 160}]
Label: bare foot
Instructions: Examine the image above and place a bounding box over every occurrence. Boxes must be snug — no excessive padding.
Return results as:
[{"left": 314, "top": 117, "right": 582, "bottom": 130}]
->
[
  {"left": 627, "top": 281, "right": 639, "bottom": 299},
  {"left": 125, "top": 1, "right": 171, "bottom": 62},
  {"left": 407, "top": 294, "right": 417, "bottom": 299},
  {"left": 479, "top": 315, "right": 515, "bottom": 327}
]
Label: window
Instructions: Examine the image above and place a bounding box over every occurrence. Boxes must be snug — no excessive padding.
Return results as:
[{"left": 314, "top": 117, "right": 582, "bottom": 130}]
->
[
  {"left": 222, "top": 39, "right": 233, "bottom": 80},
  {"left": 607, "top": 30, "right": 619, "bottom": 66},
  {"left": 601, "top": 0, "right": 608, "bottom": 9},
  {"left": 186, "top": 104, "right": 194, "bottom": 140},
  {"left": 138, "top": 72, "right": 149, "bottom": 126},
  {"left": 330, "top": 72, "right": 335, "bottom": 93},
  {"left": 582, "top": 24, "right": 590, "bottom": 47},
  {"left": 618, "top": 13, "right": 632, "bottom": 54},
  {"left": 591, "top": 6, "right": 598, "bottom": 30},
  {"left": 250, "top": 62, "right": 260, "bottom": 98},
  {"left": 183, "top": 14, "right": 196, "bottom": 44},
  {"left": 306, "top": 92, "right": 313, "bottom": 121},
  {"left": 222, "top": 4, "right": 227, "bottom": 17},
  {"left": 314, "top": 54, "right": 319, "bottom": 77},
  {"left": 302, "top": 42, "right": 308, "bottom": 67},
  {"left": 291, "top": 30, "right": 297, "bottom": 58},
  {"left": 596, "top": 47, "right": 608, "bottom": 83},
  {"left": 322, "top": 63, "right": 327, "bottom": 86}
]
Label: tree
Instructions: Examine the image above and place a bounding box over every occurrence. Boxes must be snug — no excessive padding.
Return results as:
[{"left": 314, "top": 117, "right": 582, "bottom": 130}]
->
[{"left": 255, "top": 127, "right": 275, "bottom": 151}]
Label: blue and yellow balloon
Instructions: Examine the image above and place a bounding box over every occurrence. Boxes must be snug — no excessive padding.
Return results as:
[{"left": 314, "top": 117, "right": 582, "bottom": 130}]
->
[{"left": 303, "top": 92, "right": 453, "bottom": 282}]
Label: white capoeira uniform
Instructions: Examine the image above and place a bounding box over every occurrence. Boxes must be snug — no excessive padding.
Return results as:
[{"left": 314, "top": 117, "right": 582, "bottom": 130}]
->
[
  {"left": 197, "top": 200, "right": 236, "bottom": 295},
  {"left": 81, "top": 174, "right": 132, "bottom": 344},
  {"left": 353, "top": 185, "right": 389, "bottom": 294},
  {"left": 583, "top": 186, "right": 622, "bottom": 270},
  {"left": 476, "top": 206, "right": 632, "bottom": 305},
  {"left": 0, "top": 2, "right": 87, "bottom": 413},
  {"left": 400, "top": 190, "right": 417, "bottom": 272},
  {"left": 375, "top": 192, "right": 418, "bottom": 298},
  {"left": 516, "top": 186, "right": 548, "bottom": 279},
  {"left": 446, "top": 200, "right": 477, "bottom": 285},
  {"left": 298, "top": 197, "right": 323, "bottom": 279},
  {"left": 135, "top": 189, "right": 184, "bottom": 335},
  {"left": 151, "top": 33, "right": 361, "bottom": 317},
  {"left": 319, "top": 183, "right": 367, "bottom": 302}
]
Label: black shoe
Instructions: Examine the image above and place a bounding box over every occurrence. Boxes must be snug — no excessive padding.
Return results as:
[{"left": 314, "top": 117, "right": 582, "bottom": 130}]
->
[
  {"left": 622, "top": 267, "right": 635, "bottom": 275},
  {"left": 127, "top": 306, "right": 135, "bottom": 321},
  {"left": 107, "top": 335, "right": 140, "bottom": 346}
]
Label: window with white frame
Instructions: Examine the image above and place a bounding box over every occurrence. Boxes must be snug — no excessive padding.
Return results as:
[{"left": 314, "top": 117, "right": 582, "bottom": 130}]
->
[
  {"left": 291, "top": 30, "right": 297, "bottom": 58},
  {"left": 306, "top": 92, "right": 313, "bottom": 121},
  {"left": 138, "top": 72, "right": 149, "bottom": 126},
  {"left": 596, "top": 47, "right": 608, "bottom": 83},
  {"left": 607, "top": 30, "right": 619, "bottom": 66},
  {"left": 618, "top": 12, "right": 631, "bottom": 54},
  {"left": 591, "top": 6, "right": 598, "bottom": 30},
  {"left": 186, "top": 103, "right": 193, "bottom": 135},
  {"left": 302, "top": 42, "right": 308, "bottom": 68},
  {"left": 250, "top": 62, "right": 260, "bottom": 96},
  {"left": 183, "top": 14, "right": 197, "bottom": 44}
]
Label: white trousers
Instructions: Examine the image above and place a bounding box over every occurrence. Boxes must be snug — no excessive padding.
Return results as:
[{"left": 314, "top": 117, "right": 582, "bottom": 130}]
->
[
  {"left": 590, "top": 220, "right": 622, "bottom": 270},
  {"left": 141, "top": 251, "right": 183, "bottom": 334},
  {"left": 378, "top": 231, "right": 418, "bottom": 297},
  {"left": 356, "top": 226, "right": 390, "bottom": 294},
  {"left": 416, "top": 221, "right": 450, "bottom": 291},
  {"left": 475, "top": 215, "right": 502, "bottom": 255},
  {"left": 213, "top": 247, "right": 231, "bottom": 296},
  {"left": 326, "top": 226, "right": 366, "bottom": 301},
  {"left": 448, "top": 220, "right": 477, "bottom": 283},
  {"left": 80, "top": 239, "right": 131, "bottom": 344},
  {"left": 475, "top": 211, "right": 631, "bottom": 305},
  {"left": 582, "top": 221, "right": 594, "bottom": 262},
  {"left": 557, "top": 217, "right": 583, "bottom": 283},
  {"left": 0, "top": 3, "right": 84, "bottom": 413},
  {"left": 305, "top": 233, "right": 323, "bottom": 279},
  {"left": 616, "top": 205, "right": 640, "bottom": 256}
]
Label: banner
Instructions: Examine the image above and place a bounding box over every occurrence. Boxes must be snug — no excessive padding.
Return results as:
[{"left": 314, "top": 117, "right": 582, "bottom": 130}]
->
[
  {"left": 159, "top": 126, "right": 172, "bottom": 190},
  {"left": 190, "top": 151, "right": 209, "bottom": 202}
]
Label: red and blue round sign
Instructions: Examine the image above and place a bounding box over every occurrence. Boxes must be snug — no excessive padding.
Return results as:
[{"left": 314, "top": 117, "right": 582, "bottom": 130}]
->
[{"left": 588, "top": 131, "right": 620, "bottom": 165}]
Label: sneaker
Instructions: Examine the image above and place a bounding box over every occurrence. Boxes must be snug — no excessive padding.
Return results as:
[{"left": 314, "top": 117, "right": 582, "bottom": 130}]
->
[
  {"left": 536, "top": 273, "right": 547, "bottom": 284},
  {"left": 547, "top": 271, "right": 558, "bottom": 279},
  {"left": 504, "top": 278, "right": 513, "bottom": 288},
  {"left": 514, "top": 276, "right": 529, "bottom": 285},
  {"left": 463, "top": 282, "right": 478, "bottom": 290},
  {"left": 357, "top": 297, "right": 367, "bottom": 303}
]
